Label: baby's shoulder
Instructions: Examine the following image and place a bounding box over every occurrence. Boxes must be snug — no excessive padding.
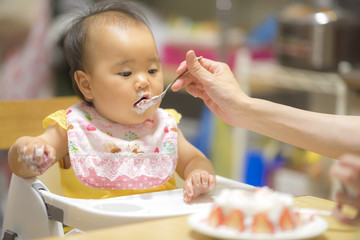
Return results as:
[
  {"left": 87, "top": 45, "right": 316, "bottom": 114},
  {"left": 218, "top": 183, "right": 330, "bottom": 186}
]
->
[
  {"left": 43, "top": 109, "right": 67, "bottom": 130},
  {"left": 162, "top": 108, "right": 182, "bottom": 124}
]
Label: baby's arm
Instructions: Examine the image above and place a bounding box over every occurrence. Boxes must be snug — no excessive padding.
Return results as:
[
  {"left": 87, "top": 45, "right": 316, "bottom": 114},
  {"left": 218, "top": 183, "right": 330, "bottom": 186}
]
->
[
  {"left": 8, "top": 122, "right": 68, "bottom": 178},
  {"left": 176, "top": 129, "right": 216, "bottom": 203}
]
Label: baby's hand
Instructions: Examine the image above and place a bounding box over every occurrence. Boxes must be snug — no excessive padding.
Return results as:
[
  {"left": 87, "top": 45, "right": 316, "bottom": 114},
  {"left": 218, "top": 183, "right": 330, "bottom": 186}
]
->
[
  {"left": 14, "top": 137, "right": 56, "bottom": 175},
  {"left": 183, "top": 170, "right": 216, "bottom": 203}
]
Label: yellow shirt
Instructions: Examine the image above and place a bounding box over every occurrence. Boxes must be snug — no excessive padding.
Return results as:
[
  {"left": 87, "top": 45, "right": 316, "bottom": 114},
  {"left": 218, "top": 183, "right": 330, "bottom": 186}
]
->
[{"left": 43, "top": 108, "right": 182, "bottom": 199}]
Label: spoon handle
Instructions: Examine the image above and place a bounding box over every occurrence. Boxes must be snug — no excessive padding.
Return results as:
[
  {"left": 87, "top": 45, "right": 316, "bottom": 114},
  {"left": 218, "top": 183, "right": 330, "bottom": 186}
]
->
[{"left": 161, "top": 56, "right": 203, "bottom": 98}]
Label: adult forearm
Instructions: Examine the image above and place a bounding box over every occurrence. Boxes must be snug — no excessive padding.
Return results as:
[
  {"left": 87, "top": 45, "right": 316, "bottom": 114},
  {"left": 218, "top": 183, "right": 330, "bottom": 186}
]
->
[{"left": 238, "top": 98, "right": 360, "bottom": 159}]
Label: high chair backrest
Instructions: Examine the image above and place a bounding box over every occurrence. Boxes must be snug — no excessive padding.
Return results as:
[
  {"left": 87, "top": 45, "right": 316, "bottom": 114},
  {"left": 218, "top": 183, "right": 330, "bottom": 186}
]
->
[
  {"left": 0, "top": 96, "right": 80, "bottom": 195},
  {"left": 0, "top": 96, "right": 80, "bottom": 150}
]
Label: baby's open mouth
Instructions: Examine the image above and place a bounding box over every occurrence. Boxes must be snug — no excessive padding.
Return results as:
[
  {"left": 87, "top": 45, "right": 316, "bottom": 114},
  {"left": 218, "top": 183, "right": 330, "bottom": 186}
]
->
[{"left": 134, "top": 94, "right": 150, "bottom": 107}]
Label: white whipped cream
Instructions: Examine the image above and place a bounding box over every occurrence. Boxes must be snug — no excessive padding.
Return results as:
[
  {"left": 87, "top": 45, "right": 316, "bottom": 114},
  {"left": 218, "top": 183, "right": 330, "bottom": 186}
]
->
[
  {"left": 215, "top": 187, "right": 295, "bottom": 225},
  {"left": 132, "top": 91, "right": 161, "bottom": 114}
]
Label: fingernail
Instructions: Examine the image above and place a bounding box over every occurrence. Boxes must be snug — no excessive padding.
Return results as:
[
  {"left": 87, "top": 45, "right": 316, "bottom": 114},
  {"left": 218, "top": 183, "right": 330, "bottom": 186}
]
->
[
  {"left": 192, "top": 175, "right": 199, "bottom": 187},
  {"left": 187, "top": 50, "right": 196, "bottom": 61},
  {"left": 186, "top": 185, "right": 193, "bottom": 196},
  {"left": 190, "top": 52, "right": 197, "bottom": 61},
  {"left": 188, "top": 188, "right": 193, "bottom": 196},
  {"left": 209, "top": 176, "right": 215, "bottom": 189}
]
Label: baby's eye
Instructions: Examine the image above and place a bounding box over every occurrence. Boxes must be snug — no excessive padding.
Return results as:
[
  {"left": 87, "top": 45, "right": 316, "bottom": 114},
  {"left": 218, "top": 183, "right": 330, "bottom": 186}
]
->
[
  {"left": 148, "top": 69, "right": 158, "bottom": 74},
  {"left": 119, "top": 71, "right": 132, "bottom": 77}
]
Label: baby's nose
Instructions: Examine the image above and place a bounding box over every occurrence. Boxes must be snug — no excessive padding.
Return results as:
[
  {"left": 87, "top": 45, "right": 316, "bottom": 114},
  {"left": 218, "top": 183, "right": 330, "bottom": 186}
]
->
[{"left": 136, "top": 75, "right": 150, "bottom": 89}]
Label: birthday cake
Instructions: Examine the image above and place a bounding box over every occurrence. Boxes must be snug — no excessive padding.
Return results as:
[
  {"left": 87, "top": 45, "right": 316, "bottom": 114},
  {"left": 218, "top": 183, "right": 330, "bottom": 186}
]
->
[{"left": 207, "top": 187, "right": 299, "bottom": 234}]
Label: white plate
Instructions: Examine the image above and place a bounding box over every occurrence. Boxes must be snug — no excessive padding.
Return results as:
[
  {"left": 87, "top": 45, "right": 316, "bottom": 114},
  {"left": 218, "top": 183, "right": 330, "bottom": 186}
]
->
[{"left": 188, "top": 211, "right": 328, "bottom": 240}]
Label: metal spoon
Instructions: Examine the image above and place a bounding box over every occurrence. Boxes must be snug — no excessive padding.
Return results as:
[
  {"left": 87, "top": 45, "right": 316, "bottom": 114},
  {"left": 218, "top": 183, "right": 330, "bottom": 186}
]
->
[{"left": 133, "top": 56, "right": 203, "bottom": 114}]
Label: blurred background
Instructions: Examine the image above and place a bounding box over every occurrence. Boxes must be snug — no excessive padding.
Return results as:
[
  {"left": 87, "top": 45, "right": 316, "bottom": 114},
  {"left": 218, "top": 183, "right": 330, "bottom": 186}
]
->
[{"left": 1, "top": 0, "right": 360, "bottom": 231}]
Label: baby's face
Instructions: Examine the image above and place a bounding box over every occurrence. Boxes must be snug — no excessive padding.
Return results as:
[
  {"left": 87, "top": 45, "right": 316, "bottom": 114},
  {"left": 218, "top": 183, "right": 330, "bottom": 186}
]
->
[{"left": 83, "top": 23, "right": 163, "bottom": 125}]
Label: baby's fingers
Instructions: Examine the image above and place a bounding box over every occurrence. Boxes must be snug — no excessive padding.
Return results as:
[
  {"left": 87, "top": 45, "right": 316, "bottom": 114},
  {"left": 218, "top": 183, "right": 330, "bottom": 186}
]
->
[
  {"left": 201, "top": 173, "right": 216, "bottom": 191},
  {"left": 200, "top": 172, "right": 209, "bottom": 188},
  {"left": 44, "top": 145, "right": 56, "bottom": 164},
  {"left": 16, "top": 142, "right": 56, "bottom": 175},
  {"left": 34, "top": 144, "right": 45, "bottom": 164},
  {"left": 34, "top": 144, "right": 56, "bottom": 174},
  {"left": 183, "top": 180, "right": 194, "bottom": 203},
  {"left": 208, "top": 175, "right": 216, "bottom": 190},
  {"left": 17, "top": 145, "right": 35, "bottom": 167},
  {"left": 192, "top": 171, "right": 201, "bottom": 187},
  {"left": 199, "top": 173, "right": 216, "bottom": 194}
]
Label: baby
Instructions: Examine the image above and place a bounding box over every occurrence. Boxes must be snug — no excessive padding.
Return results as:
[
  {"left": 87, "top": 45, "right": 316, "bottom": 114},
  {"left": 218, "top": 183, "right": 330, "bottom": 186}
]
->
[{"left": 8, "top": 1, "right": 215, "bottom": 203}]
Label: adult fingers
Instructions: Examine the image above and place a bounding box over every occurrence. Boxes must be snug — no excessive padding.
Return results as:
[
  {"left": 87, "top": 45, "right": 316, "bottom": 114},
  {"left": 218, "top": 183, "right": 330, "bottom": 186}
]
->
[
  {"left": 172, "top": 50, "right": 221, "bottom": 93},
  {"left": 335, "top": 191, "right": 360, "bottom": 210},
  {"left": 171, "top": 70, "right": 202, "bottom": 92},
  {"left": 176, "top": 60, "right": 187, "bottom": 74},
  {"left": 185, "top": 50, "right": 213, "bottom": 83},
  {"left": 330, "top": 159, "right": 360, "bottom": 194},
  {"left": 333, "top": 203, "right": 360, "bottom": 225},
  {"left": 172, "top": 53, "right": 206, "bottom": 91},
  {"left": 186, "top": 82, "right": 204, "bottom": 98}
]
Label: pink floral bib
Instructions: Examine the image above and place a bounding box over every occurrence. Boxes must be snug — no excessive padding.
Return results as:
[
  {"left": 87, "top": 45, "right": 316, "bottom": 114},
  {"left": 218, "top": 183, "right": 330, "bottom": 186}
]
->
[{"left": 66, "top": 102, "right": 178, "bottom": 190}]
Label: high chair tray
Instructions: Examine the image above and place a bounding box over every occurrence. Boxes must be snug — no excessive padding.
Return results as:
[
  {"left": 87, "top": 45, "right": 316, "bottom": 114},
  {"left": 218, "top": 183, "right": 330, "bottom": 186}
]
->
[{"left": 38, "top": 175, "right": 254, "bottom": 231}]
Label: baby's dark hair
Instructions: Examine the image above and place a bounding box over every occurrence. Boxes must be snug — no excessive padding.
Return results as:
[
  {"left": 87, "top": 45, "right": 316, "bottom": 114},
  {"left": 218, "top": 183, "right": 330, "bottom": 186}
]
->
[{"left": 63, "top": 0, "right": 150, "bottom": 103}]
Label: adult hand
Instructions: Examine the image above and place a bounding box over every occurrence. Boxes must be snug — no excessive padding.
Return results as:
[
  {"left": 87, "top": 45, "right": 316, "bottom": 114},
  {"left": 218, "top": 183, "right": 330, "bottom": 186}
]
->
[
  {"left": 171, "top": 50, "right": 250, "bottom": 126},
  {"left": 330, "top": 154, "right": 360, "bottom": 224}
]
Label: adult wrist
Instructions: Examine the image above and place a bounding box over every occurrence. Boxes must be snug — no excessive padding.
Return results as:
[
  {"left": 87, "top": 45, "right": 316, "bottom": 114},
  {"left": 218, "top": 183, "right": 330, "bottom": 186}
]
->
[{"left": 231, "top": 94, "right": 253, "bottom": 128}]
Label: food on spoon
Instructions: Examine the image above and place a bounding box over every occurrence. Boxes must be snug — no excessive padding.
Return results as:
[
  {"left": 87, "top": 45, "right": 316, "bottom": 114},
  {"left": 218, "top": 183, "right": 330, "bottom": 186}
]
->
[
  {"left": 134, "top": 94, "right": 150, "bottom": 107},
  {"left": 207, "top": 187, "right": 300, "bottom": 234},
  {"left": 132, "top": 93, "right": 153, "bottom": 114}
]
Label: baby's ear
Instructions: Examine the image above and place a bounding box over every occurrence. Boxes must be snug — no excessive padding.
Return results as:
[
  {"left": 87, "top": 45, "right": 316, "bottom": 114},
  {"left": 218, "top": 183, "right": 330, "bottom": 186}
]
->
[{"left": 74, "top": 70, "right": 93, "bottom": 100}]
